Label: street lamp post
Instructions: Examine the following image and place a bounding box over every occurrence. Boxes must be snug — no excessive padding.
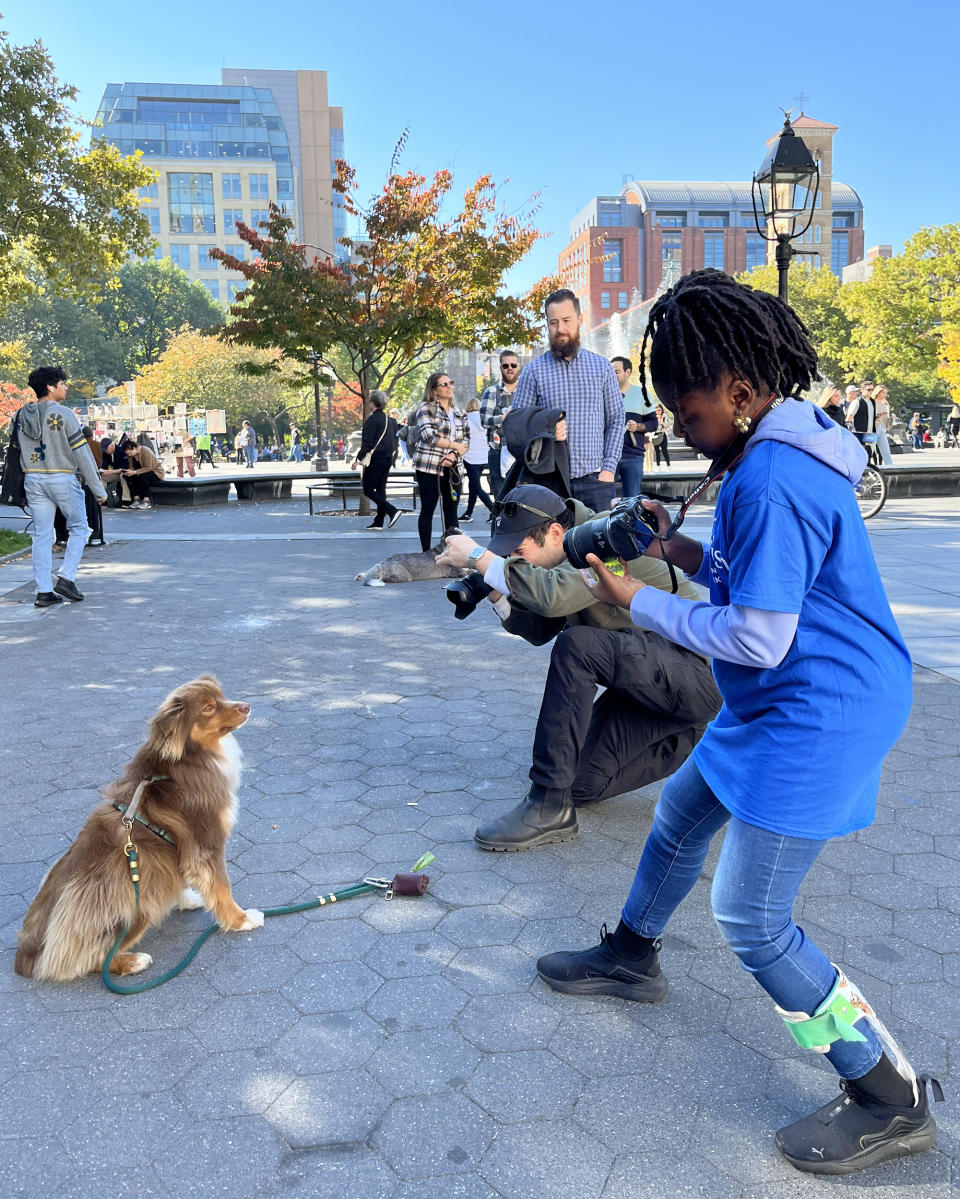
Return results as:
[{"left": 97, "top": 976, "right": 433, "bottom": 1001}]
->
[
  {"left": 751, "top": 112, "right": 821, "bottom": 305},
  {"left": 308, "top": 351, "right": 328, "bottom": 471}
]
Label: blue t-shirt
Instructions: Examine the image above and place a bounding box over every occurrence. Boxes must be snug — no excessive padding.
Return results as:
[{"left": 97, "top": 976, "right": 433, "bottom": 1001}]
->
[{"left": 693, "top": 439, "right": 913, "bottom": 840}]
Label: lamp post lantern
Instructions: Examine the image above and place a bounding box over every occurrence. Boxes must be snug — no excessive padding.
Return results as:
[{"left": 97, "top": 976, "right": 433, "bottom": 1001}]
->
[
  {"left": 307, "top": 351, "right": 328, "bottom": 471},
  {"left": 751, "top": 112, "right": 820, "bottom": 304}
]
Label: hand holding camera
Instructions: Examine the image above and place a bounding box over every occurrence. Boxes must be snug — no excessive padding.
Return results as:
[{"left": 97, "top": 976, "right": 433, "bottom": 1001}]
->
[{"left": 562, "top": 495, "right": 666, "bottom": 570}]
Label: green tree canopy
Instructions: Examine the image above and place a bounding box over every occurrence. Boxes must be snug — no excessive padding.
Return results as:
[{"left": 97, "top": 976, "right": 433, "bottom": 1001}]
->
[
  {"left": 0, "top": 259, "right": 223, "bottom": 387},
  {"left": 0, "top": 24, "right": 154, "bottom": 310},
  {"left": 736, "top": 261, "right": 852, "bottom": 389}
]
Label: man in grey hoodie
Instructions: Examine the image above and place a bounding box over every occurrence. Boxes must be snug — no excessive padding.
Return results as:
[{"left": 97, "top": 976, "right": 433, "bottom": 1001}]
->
[{"left": 18, "top": 366, "right": 107, "bottom": 607}]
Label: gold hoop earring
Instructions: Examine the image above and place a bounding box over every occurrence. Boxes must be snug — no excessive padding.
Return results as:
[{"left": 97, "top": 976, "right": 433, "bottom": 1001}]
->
[{"left": 733, "top": 414, "right": 752, "bottom": 433}]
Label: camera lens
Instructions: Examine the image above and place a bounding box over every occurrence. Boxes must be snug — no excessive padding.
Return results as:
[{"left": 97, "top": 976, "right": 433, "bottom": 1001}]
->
[{"left": 445, "top": 572, "right": 494, "bottom": 620}]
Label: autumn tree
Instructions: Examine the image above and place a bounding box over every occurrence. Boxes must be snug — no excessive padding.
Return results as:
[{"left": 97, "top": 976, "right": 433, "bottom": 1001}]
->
[
  {"left": 0, "top": 24, "right": 154, "bottom": 310},
  {"left": 123, "top": 326, "right": 310, "bottom": 445},
  {"left": 213, "top": 139, "right": 553, "bottom": 412},
  {"left": 737, "top": 261, "right": 852, "bottom": 387},
  {"left": 0, "top": 380, "right": 32, "bottom": 427}
]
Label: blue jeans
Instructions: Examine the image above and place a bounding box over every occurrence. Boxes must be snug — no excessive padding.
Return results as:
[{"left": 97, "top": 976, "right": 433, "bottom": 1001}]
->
[
  {"left": 25, "top": 473, "right": 91, "bottom": 593},
  {"left": 911, "top": 434, "right": 923, "bottom": 450},
  {"left": 243, "top": 446, "right": 258, "bottom": 466},
  {"left": 617, "top": 456, "right": 645, "bottom": 498},
  {"left": 288, "top": 445, "right": 303, "bottom": 462},
  {"left": 622, "top": 757, "right": 882, "bottom": 1080},
  {"left": 571, "top": 473, "right": 615, "bottom": 514}
]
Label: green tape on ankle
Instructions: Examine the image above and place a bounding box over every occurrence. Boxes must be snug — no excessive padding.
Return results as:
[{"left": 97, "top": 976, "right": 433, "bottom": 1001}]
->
[{"left": 783, "top": 982, "right": 868, "bottom": 1050}]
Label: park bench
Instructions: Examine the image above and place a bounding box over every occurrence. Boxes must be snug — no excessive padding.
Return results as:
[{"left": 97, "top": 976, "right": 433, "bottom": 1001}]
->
[{"left": 308, "top": 471, "right": 420, "bottom": 514}]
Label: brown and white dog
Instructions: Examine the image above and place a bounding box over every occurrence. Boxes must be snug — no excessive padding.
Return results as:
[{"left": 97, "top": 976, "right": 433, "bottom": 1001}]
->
[{"left": 15, "top": 676, "right": 263, "bottom": 981}]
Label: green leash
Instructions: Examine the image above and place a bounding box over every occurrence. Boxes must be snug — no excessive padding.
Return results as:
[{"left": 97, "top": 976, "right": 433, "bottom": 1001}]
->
[{"left": 101, "top": 845, "right": 435, "bottom": 995}]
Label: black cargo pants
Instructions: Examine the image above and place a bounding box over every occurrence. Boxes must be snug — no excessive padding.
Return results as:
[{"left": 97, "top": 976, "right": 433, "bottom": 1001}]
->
[{"left": 529, "top": 623, "right": 722, "bottom": 804}]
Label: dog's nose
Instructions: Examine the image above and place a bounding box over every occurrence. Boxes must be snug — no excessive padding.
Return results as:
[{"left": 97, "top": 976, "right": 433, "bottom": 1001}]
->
[{"left": 237, "top": 703, "right": 250, "bottom": 715}]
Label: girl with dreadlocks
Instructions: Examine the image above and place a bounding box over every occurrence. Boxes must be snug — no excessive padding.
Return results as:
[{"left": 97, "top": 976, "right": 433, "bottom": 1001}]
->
[{"left": 537, "top": 270, "right": 941, "bottom": 1176}]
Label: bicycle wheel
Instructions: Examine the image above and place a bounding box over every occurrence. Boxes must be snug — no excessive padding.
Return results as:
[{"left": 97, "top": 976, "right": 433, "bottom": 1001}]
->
[{"left": 855, "top": 465, "right": 887, "bottom": 519}]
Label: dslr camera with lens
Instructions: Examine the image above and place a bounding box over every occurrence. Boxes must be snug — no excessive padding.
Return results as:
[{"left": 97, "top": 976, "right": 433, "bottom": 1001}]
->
[
  {"left": 445, "top": 572, "right": 494, "bottom": 620},
  {"left": 563, "top": 495, "right": 660, "bottom": 569}
]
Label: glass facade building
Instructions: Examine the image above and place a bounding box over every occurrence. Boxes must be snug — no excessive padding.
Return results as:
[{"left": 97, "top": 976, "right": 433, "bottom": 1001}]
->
[{"left": 93, "top": 71, "right": 344, "bottom": 295}]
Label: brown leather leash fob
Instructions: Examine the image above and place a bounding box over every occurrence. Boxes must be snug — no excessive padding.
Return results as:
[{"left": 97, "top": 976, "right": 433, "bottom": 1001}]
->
[{"left": 389, "top": 872, "right": 430, "bottom": 897}]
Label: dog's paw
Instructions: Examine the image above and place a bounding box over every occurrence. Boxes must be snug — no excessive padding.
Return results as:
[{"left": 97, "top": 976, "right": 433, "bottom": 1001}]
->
[
  {"left": 128, "top": 952, "right": 153, "bottom": 975},
  {"left": 178, "top": 887, "right": 205, "bottom": 911},
  {"left": 238, "top": 908, "right": 265, "bottom": 930}
]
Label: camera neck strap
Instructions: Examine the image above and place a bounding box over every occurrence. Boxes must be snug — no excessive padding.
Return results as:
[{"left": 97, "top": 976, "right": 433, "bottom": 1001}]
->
[{"left": 661, "top": 392, "right": 787, "bottom": 539}]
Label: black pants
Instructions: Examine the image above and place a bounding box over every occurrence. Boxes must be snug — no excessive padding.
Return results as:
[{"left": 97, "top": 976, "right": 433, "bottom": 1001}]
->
[
  {"left": 462, "top": 461, "right": 494, "bottom": 517},
  {"left": 127, "top": 470, "right": 161, "bottom": 500},
  {"left": 196, "top": 448, "right": 215, "bottom": 466},
  {"left": 362, "top": 455, "right": 398, "bottom": 527},
  {"left": 530, "top": 624, "right": 722, "bottom": 804},
  {"left": 415, "top": 468, "right": 460, "bottom": 551},
  {"left": 654, "top": 438, "right": 671, "bottom": 467},
  {"left": 487, "top": 446, "right": 504, "bottom": 499},
  {"left": 54, "top": 483, "right": 103, "bottom": 545}
]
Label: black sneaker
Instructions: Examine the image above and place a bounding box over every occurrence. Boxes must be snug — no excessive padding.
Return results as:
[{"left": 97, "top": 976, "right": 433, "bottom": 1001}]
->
[
  {"left": 775, "top": 1074, "right": 943, "bottom": 1176},
  {"left": 34, "top": 591, "right": 64, "bottom": 608},
  {"left": 54, "top": 577, "right": 84, "bottom": 602},
  {"left": 388, "top": 510, "right": 404, "bottom": 528},
  {"left": 537, "top": 923, "right": 669, "bottom": 1002},
  {"left": 458, "top": 513, "right": 474, "bottom": 523}
]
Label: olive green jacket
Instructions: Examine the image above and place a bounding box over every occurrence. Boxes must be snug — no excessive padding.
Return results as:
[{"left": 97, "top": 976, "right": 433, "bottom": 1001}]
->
[{"left": 500, "top": 500, "right": 703, "bottom": 646}]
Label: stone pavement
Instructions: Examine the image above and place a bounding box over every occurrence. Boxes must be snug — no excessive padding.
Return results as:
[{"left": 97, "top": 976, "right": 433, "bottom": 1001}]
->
[{"left": 0, "top": 495, "right": 958, "bottom": 1198}]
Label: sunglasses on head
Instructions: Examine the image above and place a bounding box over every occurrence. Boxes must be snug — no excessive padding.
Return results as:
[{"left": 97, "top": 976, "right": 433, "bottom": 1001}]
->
[{"left": 493, "top": 500, "right": 560, "bottom": 521}]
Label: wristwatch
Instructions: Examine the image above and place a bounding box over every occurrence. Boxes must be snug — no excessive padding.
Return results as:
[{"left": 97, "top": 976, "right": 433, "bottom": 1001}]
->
[{"left": 468, "top": 545, "right": 486, "bottom": 564}]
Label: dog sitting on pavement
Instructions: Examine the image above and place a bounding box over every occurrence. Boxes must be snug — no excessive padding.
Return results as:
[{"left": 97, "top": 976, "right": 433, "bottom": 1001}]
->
[{"left": 14, "top": 676, "right": 263, "bottom": 981}]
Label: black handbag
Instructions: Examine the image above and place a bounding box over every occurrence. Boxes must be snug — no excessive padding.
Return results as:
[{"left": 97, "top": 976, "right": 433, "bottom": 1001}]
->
[{"left": 0, "top": 412, "right": 27, "bottom": 509}]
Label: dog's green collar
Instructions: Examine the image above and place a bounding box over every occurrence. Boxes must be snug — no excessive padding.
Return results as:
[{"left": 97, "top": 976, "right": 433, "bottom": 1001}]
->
[{"left": 113, "top": 800, "right": 176, "bottom": 846}]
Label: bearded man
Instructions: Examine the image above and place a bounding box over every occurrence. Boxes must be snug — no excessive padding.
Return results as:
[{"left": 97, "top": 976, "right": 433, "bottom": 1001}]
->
[{"left": 511, "top": 289, "right": 625, "bottom": 511}]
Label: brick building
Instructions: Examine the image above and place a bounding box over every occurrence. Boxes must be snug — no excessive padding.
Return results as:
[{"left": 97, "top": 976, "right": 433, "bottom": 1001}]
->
[{"left": 559, "top": 115, "right": 864, "bottom": 330}]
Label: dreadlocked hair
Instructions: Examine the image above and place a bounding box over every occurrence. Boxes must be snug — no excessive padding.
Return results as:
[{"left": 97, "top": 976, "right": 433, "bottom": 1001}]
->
[{"left": 639, "top": 270, "right": 819, "bottom": 408}]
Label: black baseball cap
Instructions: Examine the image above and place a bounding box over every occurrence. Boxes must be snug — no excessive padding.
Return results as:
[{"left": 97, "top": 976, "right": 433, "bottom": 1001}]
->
[{"left": 486, "top": 484, "right": 573, "bottom": 555}]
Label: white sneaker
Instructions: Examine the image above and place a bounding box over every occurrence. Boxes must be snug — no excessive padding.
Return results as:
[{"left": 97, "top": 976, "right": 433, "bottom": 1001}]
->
[
  {"left": 140, "top": 500, "right": 152, "bottom": 509},
  {"left": 130, "top": 500, "right": 143, "bottom": 509}
]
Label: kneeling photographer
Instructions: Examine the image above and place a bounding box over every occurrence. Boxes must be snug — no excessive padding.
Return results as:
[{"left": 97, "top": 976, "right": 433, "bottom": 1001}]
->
[{"left": 437, "top": 484, "right": 721, "bottom": 851}]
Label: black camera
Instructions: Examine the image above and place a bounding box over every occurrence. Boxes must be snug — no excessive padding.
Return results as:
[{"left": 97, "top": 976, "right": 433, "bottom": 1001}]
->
[
  {"left": 445, "top": 571, "right": 494, "bottom": 620},
  {"left": 562, "top": 495, "right": 660, "bottom": 569}
]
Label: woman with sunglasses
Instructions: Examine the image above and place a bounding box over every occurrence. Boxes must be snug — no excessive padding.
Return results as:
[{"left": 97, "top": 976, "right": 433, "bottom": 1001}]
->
[{"left": 412, "top": 372, "right": 469, "bottom": 551}]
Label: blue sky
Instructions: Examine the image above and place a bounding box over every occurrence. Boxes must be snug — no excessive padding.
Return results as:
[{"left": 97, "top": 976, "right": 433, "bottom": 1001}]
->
[{"left": 6, "top": 0, "right": 956, "bottom": 292}]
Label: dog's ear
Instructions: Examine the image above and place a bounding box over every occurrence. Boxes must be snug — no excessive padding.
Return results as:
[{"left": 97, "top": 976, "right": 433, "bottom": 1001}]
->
[{"left": 149, "top": 693, "right": 192, "bottom": 761}]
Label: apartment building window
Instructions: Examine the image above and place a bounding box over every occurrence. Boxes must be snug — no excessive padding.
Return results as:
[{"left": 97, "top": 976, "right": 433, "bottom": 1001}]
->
[
  {"left": 815, "top": 225, "right": 822, "bottom": 243},
  {"left": 745, "top": 235, "right": 767, "bottom": 271},
  {"left": 598, "top": 201, "right": 622, "bottom": 226},
  {"left": 249, "top": 173, "right": 269, "bottom": 200},
  {"left": 603, "top": 239, "right": 623, "bottom": 282},
  {"left": 146, "top": 207, "right": 160, "bottom": 235},
  {"left": 833, "top": 212, "right": 856, "bottom": 228},
  {"left": 662, "top": 234, "right": 683, "bottom": 268},
  {"left": 618, "top": 292, "right": 628, "bottom": 309},
  {"left": 196, "top": 245, "right": 216, "bottom": 270},
  {"left": 741, "top": 212, "right": 757, "bottom": 227},
  {"left": 169, "top": 244, "right": 191, "bottom": 271},
  {"left": 139, "top": 182, "right": 159, "bottom": 200},
  {"left": 249, "top": 209, "right": 270, "bottom": 229},
  {"left": 222, "top": 173, "right": 242, "bottom": 199},
  {"left": 225, "top": 243, "right": 245, "bottom": 262},
  {"left": 203, "top": 280, "right": 221, "bottom": 301},
  {"left": 698, "top": 212, "right": 727, "bottom": 227},
  {"left": 831, "top": 235, "right": 849, "bottom": 277},
  {"left": 657, "top": 213, "right": 685, "bottom": 227},
  {"left": 702, "top": 234, "right": 724, "bottom": 270},
  {"left": 600, "top": 291, "right": 610, "bottom": 309},
  {"left": 223, "top": 209, "right": 243, "bottom": 234},
  {"left": 167, "top": 172, "right": 215, "bottom": 234}
]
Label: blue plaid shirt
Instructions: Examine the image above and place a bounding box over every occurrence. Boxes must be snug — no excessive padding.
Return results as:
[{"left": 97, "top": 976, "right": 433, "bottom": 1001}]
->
[{"left": 512, "top": 347, "right": 625, "bottom": 477}]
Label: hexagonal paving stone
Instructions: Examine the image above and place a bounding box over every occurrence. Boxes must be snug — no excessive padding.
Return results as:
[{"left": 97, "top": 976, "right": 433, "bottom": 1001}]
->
[
  {"left": 364, "top": 930, "right": 458, "bottom": 979},
  {"left": 372, "top": 1092, "right": 494, "bottom": 1178},
  {"left": 194, "top": 992, "right": 300, "bottom": 1052},
  {"left": 273, "top": 1009, "right": 385, "bottom": 1073},
  {"left": 444, "top": 944, "right": 537, "bottom": 995},
  {"left": 365, "top": 974, "right": 468, "bottom": 1031},
  {"left": 362, "top": 897, "right": 447, "bottom": 934},
  {"left": 208, "top": 943, "right": 304, "bottom": 997},
  {"left": 265, "top": 1070, "right": 392, "bottom": 1146},
  {"left": 467, "top": 1050, "right": 583, "bottom": 1122},
  {"left": 800, "top": 895, "right": 894, "bottom": 939},
  {"left": 479, "top": 1119, "right": 612, "bottom": 1199},
  {"left": 235, "top": 841, "right": 312, "bottom": 874},
  {"left": 456, "top": 993, "right": 561, "bottom": 1053},
  {"left": 548, "top": 1006, "right": 659, "bottom": 1080},
  {"left": 437, "top": 905, "right": 526, "bottom": 948},
  {"left": 894, "top": 853, "right": 960, "bottom": 888},
  {"left": 894, "top": 905, "right": 960, "bottom": 951},
  {"left": 574, "top": 1072, "right": 698, "bottom": 1152},
  {"left": 429, "top": 870, "right": 512, "bottom": 907},
  {"left": 843, "top": 934, "right": 943, "bottom": 984},
  {"left": 282, "top": 960, "right": 384, "bottom": 1014},
  {"left": 655, "top": 1032, "right": 773, "bottom": 1102},
  {"left": 177, "top": 1050, "right": 293, "bottom": 1118},
  {"left": 290, "top": 915, "right": 380, "bottom": 965},
  {"left": 263, "top": 1143, "right": 398, "bottom": 1199},
  {"left": 367, "top": 1027, "right": 481, "bottom": 1097},
  {"left": 60, "top": 1090, "right": 191, "bottom": 1171},
  {"left": 602, "top": 1148, "right": 742, "bottom": 1198},
  {"left": 152, "top": 1115, "right": 283, "bottom": 1198}
]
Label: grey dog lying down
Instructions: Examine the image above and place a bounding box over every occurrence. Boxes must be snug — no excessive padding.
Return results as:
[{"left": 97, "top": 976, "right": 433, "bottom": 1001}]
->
[{"left": 356, "top": 536, "right": 469, "bottom": 587}]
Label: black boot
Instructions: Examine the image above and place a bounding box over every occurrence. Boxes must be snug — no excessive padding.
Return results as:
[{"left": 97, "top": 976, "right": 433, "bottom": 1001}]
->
[
  {"left": 474, "top": 786, "right": 578, "bottom": 851},
  {"left": 537, "top": 921, "right": 668, "bottom": 1002},
  {"left": 775, "top": 1059, "right": 943, "bottom": 1176}
]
